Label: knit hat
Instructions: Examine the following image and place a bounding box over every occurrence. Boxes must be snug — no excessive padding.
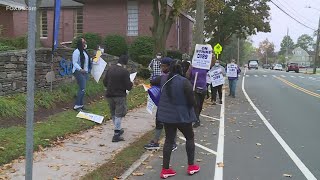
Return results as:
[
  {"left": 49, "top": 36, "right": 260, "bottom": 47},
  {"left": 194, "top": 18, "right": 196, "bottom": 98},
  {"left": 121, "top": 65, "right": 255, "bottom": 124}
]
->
[{"left": 161, "top": 57, "right": 173, "bottom": 65}]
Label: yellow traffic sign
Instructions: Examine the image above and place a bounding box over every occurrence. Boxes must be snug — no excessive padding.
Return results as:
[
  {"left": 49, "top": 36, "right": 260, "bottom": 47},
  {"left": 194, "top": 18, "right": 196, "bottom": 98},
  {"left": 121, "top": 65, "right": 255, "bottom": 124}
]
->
[{"left": 214, "top": 43, "right": 223, "bottom": 53}]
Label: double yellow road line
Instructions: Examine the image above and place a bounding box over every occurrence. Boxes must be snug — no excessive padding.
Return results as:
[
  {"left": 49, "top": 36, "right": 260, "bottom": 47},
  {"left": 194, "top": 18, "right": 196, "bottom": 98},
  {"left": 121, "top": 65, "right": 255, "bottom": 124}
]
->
[{"left": 276, "top": 77, "right": 320, "bottom": 98}]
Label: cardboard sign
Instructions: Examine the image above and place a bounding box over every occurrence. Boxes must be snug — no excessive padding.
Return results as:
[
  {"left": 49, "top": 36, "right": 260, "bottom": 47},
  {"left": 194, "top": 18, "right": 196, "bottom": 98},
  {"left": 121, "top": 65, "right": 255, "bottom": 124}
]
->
[
  {"left": 76, "top": 111, "right": 104, "bottom": 124},
  {"left": 146, "top": 95, "right": 156, "bottom": 115},
  {"left": 192, "top": 44, "right": 213, "bottom": 70},
  {"left": 226, "top": 64, "right": 238, "bottom": 78},
  {"left": 209, "top": 68, "right": 224, "bottom": 87},
  {"left": 91, "top": 57, "right": 107, "bottom": 83},
  {"left": 130, "top": 72, "right": 137, "bottom": 82}
]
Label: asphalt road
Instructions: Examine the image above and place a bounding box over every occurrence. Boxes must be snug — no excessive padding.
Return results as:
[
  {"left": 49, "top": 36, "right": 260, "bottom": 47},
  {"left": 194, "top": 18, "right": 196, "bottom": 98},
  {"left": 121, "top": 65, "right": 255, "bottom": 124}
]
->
[{"left": 127, "top": 68, "right": 320, "bottom": 180}]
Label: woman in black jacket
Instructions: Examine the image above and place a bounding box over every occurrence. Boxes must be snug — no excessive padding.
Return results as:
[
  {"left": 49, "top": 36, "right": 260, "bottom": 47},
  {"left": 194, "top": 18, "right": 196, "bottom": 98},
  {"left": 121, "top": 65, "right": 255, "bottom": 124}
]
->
[{"left": 153, "top": 60, "right": 200, "bottom": 179}]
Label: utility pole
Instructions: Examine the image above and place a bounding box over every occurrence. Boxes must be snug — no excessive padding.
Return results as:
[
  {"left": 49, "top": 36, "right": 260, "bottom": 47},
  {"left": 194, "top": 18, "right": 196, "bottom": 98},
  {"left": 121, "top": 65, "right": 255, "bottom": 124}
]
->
[
  {"left": 195, "top": 0, "right": 205, "bottom": 45},
  {"left": 237, "top": 38, "right": 240, "bottom": 65},
  {"left": 313, "top": 16, "right": 320, "bottom": 74},
  {"left": 286, "top": 28, "right": 289, "bottom": 65},
  {"left": 25, "top": 0, "right": 36, "bottom": 179}
]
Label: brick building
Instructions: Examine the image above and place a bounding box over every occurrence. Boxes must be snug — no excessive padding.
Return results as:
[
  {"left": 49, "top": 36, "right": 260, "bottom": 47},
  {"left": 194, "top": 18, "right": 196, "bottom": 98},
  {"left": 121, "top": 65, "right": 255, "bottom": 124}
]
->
[{"left": 0, "top": 0, "right": 194, "bottom": 53}]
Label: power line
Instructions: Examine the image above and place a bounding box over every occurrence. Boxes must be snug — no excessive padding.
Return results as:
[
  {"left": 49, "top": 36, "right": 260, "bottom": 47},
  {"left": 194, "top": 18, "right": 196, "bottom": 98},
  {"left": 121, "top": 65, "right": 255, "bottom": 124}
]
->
[{"left": 270, "top": 0, "right": 317, "bottom": 31}]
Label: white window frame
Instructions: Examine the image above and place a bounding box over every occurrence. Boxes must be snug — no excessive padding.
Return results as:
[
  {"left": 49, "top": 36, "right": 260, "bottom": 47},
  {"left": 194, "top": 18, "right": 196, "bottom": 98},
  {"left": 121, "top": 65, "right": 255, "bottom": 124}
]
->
[
  {"left": 127, "top": 1, "right": 139, "bottom": 36},
  {"left": 40, "top": 10, "right": 48, "bottom": 38},
  {"left": 74, "top": 9, "right": 84, "bottom": 37}
]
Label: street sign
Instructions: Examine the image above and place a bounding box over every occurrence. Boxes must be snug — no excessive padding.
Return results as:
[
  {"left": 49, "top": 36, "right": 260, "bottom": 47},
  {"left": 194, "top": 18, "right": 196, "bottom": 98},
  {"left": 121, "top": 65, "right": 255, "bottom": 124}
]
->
[{"left": 214, "top": 43, "right": 223, "bottom": 59}]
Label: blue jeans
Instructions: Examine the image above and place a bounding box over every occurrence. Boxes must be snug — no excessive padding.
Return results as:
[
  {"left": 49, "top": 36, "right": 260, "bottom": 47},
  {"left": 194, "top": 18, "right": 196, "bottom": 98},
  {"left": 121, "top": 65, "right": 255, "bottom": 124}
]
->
[
  {"left": 229, "top": 79, "right": 238, "bottom": 97},
  {"left": 74, "top": 71, "right": 88, "bottom": 106}
]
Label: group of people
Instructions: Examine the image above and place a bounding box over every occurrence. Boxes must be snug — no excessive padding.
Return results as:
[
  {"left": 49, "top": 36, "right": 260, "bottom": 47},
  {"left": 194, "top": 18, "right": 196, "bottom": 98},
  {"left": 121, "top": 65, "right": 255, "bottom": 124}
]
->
[{"left": 71, "top": 38, "right": 241, "bottom": 179}]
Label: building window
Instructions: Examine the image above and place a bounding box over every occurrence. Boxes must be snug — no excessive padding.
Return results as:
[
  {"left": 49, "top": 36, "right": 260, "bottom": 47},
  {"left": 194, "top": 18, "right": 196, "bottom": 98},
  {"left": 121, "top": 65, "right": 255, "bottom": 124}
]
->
[
  {"left": 74, "top": 9, "right": 83, "bottom": 37},
  {"left": 127, "top": 1, "right": 138, "bottom": 36},
  {"left": 40, "top": 11, "right": 48, "bottom": 38}
]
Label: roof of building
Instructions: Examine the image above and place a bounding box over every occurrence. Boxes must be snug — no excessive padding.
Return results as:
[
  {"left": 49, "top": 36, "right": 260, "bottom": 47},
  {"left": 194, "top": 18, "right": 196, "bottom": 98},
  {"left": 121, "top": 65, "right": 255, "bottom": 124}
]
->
[
  {"left": 10, "top": 0, "right": 83, "bottom": 8},
  {"left": 0, "top": 0, "right": 25, "bottom": 7}
]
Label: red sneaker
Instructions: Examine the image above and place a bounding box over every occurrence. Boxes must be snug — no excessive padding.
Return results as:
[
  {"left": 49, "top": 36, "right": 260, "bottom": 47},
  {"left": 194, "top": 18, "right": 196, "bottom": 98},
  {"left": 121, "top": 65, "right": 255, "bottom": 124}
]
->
[
  {"left": 160, "top": 168, "right": 176, "bottom": 179},
  {"left": 187, "top": 164, "right": 200, "bottom": 175}
]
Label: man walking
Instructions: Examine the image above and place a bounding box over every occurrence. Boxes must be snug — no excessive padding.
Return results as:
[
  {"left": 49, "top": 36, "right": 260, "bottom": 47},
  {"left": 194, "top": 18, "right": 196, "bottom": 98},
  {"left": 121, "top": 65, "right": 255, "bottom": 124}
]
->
[
  {"left": 226, "top": 59, "right": 241, "bottom": 98},
  {"left": 210, "top": 60, "right": 226, "bottom": 104},
  {"left": 103, "top": 55, "right": 133, "bottom": 142}
]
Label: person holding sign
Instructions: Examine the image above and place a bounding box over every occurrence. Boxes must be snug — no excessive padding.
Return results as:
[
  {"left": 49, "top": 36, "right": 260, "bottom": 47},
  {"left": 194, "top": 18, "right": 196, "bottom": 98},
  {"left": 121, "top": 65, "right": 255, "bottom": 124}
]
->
[
  {"left": 103, "top": 55, "right": 133, "bottom": 142},
  {"left": 226, "top": 59, "right": 241, "bottom": 98},
  {"left": 72, "top": 38, "right": 93, "bottom": 111},
  {"left": 209, "top": 60, "right": 225, "bottom": 105}
]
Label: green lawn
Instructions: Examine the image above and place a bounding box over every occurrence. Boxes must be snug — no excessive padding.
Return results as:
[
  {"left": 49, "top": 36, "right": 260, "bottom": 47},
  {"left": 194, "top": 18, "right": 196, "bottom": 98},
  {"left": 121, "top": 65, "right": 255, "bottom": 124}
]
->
[{"left": 0, "top": 85, "right": 147, "bottom": 166}]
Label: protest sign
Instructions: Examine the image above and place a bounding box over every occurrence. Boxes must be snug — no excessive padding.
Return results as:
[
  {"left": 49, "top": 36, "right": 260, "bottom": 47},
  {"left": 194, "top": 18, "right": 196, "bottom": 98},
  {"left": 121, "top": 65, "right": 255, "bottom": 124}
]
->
[
  {"left": 192, "top": 44, "right": 213, "bottom": 70},
  {"left": 209, "top": 68, "right": 224, "bottom": 87},
  {"left": 146, "top": 95, "right": 156, "bottom": 115},
  {"left": 91, "top": 57, "right": 107, "bottom": 83},
  {"left": 76, "top": 111, "right": 104, "bottom": 124},
  {"left": 130, "top": 72, "right": 137, "bottom": 82},
  {"left": 226, "top": 64, "right": 238, "bottom": 78}
]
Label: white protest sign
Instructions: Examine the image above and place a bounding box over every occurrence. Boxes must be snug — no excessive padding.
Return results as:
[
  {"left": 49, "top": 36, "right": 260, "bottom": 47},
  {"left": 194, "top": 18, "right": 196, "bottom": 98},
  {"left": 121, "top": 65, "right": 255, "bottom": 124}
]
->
[
  {"left": 76, "top": 111, "right": 104, "bottom": 124},
  {"left": 91, "top": 57, "right": 107, "bottom": 83},
  {"left": 209, "top": 68, "right": 224, "bottom": 87},
  {"left": 146, "top": 95, "right": 156, "bottom": 115},
  {"left": 192, "top": 44, "right": 213, "bottom": 70},
  {"left": 226, "top": 64, "right": 238, "bottom": 78},
  {"left": 130, "top": 72, "right": 137, "bottom": 82}
]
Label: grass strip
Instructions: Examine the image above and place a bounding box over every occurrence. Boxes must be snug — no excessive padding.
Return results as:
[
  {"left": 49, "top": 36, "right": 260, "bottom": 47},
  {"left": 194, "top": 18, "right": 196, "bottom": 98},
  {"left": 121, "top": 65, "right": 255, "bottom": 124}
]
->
[
  {"left": 0, "top": 79, "right": 105, "bottom": 119},
  {"left": 0, "top": 85, "right": 147, "bottom": 166},
  {"left": 82, "top": 130, "right": 154, "bottom": 180}
]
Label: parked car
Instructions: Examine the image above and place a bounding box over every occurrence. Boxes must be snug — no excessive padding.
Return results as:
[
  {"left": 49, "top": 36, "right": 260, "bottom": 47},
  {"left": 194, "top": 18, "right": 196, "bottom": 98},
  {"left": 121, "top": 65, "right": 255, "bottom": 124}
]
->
[
  {"left": 262, "top": 64, "right": 271, "bottom": 69},
  {"left": 286, "top": 63, "right": 299, "bottom": 73},
  {"left": 248, "top": 60, "right": 259, "bottom": 70},
  {"left": 273, "top": 64, "right": 283, "bottom": 71}
]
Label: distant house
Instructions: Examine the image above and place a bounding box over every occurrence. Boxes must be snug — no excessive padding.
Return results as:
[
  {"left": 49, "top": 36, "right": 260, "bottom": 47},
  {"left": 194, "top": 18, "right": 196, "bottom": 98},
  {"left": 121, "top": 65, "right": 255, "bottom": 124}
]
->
[
  {"left": 289, "top": 47, "right": 313, "bottom": 67},
  {"left": 0, "top": 0, "right": 83, "bottom": 47},
  {"left": 74, "top": 0, "right": 195, "bottom": 54}
]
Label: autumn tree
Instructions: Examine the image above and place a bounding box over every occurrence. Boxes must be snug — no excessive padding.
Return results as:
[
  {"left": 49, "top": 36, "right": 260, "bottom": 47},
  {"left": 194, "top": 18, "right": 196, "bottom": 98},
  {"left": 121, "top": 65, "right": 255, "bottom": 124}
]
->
[
  {"left": 257, "top": 38, "right": 275, "bottom": 64},
  {"left": 151, "top": 0, "right": 186, "bottom": 55}
]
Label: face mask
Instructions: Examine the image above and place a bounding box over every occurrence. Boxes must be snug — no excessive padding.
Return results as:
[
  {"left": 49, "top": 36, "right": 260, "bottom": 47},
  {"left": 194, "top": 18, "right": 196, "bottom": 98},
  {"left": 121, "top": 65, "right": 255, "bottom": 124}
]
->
[
  {"left": 156, "top": 56, "right": 161, "bottom": 59},
  {"left": 215, "top": 63, "right": 219, "bottom": 66},
  {"left": 84, "top": 44, "right": 88, "bottom": 49}
]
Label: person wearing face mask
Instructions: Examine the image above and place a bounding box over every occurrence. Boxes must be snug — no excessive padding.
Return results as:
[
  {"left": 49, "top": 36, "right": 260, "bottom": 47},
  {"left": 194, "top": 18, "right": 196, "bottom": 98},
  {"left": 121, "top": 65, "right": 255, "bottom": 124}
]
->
[
  {"left": 148, "top": 52, "right": 162, "bottom": 81},
  {"left": 72, "top": 38, "right": 92, "bottom": 111},
  {"left": 210, "top": 60, "right": 226, "bottom": 105}
]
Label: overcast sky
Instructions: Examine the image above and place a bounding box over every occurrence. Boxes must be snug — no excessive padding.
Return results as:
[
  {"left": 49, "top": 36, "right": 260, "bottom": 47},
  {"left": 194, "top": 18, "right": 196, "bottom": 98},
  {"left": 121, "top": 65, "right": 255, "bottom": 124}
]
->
[{"left": 251, "top": 0, "right": 320, "bottom": 51}]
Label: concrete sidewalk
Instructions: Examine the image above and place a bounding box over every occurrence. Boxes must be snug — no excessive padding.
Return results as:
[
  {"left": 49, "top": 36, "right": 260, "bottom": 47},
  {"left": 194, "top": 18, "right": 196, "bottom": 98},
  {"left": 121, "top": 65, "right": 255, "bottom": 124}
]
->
[{"left": 1, "top": 107, "right": 155, "bottom": 180}]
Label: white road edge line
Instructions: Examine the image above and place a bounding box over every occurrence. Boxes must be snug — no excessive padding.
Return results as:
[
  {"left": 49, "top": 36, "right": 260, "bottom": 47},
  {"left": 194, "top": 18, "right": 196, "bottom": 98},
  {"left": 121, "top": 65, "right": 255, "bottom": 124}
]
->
[
  {"left": 179, "top": 136, "right": 217, "bottom": 156},
  {"left": 242, "top": 70, "right": 317, "bottom": 180},
  {"left": 200, "top": 114, "right": 220, "bottom": 121},
  {"left": 120, "top": 152, "right": 151, "bottom": 179},
  {"left": 214, "top": 88, "right": 225, "bottom": 180}
]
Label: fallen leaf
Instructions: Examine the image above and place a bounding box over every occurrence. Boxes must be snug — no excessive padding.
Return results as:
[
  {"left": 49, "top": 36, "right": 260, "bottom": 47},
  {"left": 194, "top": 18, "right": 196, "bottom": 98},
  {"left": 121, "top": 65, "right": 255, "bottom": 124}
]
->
[
  {"left": 99, "top": 144, "right": 105, "bottom": 147},
  {"left": 159, "top": 155, "right": 163, "bottom": 159},
  {"left": 196, "top": 159, "right": 203, "bottom": 162},
  {"left": 9, "top": 168, "right": 16, "bottom": 173},
  {"left": 249, "top": 125, "right": 254, "bottom": 127},
  {"left": 0, "top": 147, "right": 5, "bottom": 151},
  {"left": 38, "top": 145, "right": 44, "bottom": 152},
  {"left": 283, "top": 174, "right": 292, "bottom": 178},
  {"left": 236, "top": 130, "right": 240, "bottom": 132},
  {"left": 146, "top": 166, "right": 152, "bottom": 169},
  {"left": 2, "top": 163, "right": 13, "bottom": 170},
  {"left": 254, "top": 156, "right": 260, "bottom": 159},
  {"left": 142, "top": 162, "right": 148, "bottom": 165},
  {"left": 132, "top": 172, "right": 144, "bottom": 176},
  {"left": 205, "top": 143, "right": 212, "bottom": 145},
  {"left": 217, "top": 162, "right": 224, "bottom": 167},
  {"left": 237, "top": 136, "right": 242, "bottom": 139},
  {"left": 256, "top": 143, "right": 262, "bottom": 146},
  {"left": 112, "top": 162, "right": 116, "bottom": 164}
]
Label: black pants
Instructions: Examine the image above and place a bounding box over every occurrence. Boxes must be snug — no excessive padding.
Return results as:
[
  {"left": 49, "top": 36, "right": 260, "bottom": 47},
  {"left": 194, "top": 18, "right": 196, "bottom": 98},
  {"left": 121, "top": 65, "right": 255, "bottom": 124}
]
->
[
  {"left": 194, "top": 91, "right": 206, "bottom": 122},
  {"left": 211, "top": 85, "right": 222, "bottom": 102},
  {"left": 163, "top": 123, "right": 195, "bottom": 169}
]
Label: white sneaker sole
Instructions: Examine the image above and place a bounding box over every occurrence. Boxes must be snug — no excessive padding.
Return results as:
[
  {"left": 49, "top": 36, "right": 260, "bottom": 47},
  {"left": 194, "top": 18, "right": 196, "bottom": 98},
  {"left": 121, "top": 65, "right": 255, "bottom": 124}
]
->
[
  {"left": 145, "top": 147, "right": 160, "bottom": 150},
  {"left": 161, "top": 173, "right": 176, "bottom": 179},
  {"left": 188, "top": 168, "right": 200, "bottom": 175}
]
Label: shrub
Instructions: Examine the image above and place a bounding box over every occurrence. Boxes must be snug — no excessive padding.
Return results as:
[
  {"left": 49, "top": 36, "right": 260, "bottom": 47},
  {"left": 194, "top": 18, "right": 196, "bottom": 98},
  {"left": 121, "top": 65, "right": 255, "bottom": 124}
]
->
[
  {"left": 72, "top": 33, "right": 102, "bottom": 49},
  {"left": 129, "top": 36, "right": 154, "bottom": 62},
  {"left": 104, "top": 35, "right": 128, "bottom": 57},
  {"left": 137, "top": 55, "right": 153, "bottom": 67},
  {"left": 137, "top": 67, "right": 150, "bottom": 80},
  {"left": 0, "top": 36, "right": 27, "bottom": 49},
  {"left": 0, "top": 45, "right": 16, "bottom": 52},
  {"left": 167, "top": 50, "right": 182, "bottom": 60}
]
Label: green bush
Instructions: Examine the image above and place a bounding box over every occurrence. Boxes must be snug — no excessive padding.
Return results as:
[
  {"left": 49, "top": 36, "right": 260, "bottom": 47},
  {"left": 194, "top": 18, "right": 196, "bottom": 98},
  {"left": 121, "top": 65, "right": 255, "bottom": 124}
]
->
[
  {"left": 72, "top": 33, "right": 102, "bottom": 49},
  {"left": 137, "top": 55, "right": 153, "bottom": 67},
  {"left": 129, "top": 36, "right": 154, "bottom": 62},
  {"left": 104, "top": 35, "right": 127, "bottom": 57},
  {"left": 137, "top": 67, "right": 150, "bottom": 79},
  {"left": 0, "top": 36, "right": 27, "bottom": 49},
  {"left": 0, "top": 45, "right": 16, "bottom": 52},
  {"left": 167, "top": 50, "right": 182, "bottom": 60}
]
